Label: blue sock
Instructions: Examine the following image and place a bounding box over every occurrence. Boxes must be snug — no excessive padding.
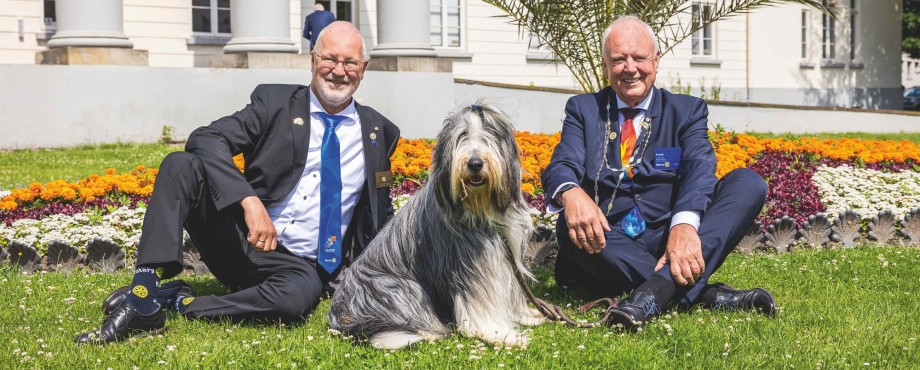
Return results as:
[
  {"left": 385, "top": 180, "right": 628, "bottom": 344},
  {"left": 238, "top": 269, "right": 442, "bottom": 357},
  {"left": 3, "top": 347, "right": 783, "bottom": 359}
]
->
[
  {"left": 173, "top": 293, "right": 194, "bottom": 314},
  {"left": 125, "top": 266, "right": 162, "bottom": 314}
]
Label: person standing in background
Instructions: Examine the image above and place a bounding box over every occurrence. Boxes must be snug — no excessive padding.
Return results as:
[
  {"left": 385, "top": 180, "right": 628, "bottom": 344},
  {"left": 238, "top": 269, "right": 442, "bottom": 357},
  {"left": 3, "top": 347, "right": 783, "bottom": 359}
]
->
[{"left": 304, "top": 4, "right": 336, "bottom": 51}]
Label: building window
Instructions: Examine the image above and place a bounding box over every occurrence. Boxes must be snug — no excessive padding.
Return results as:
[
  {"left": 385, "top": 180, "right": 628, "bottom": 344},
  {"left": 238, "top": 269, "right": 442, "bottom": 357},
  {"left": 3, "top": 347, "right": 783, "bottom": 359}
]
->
[
  {"left": 849, "top": 0, "right": 858, "bottom": 61},
  {"left": 316, "top": 0, "right": 353, "bottom": 22},
  {"left": 528, "top": 31, "right": 550, "bottom": 52},
  {"left": 691, "top": 2, "right": 713, "bottom": 57},
  {"left": 822, "top": 6, "right": 836, "bottom": 59},
  {"left": 192, "top": 0, "right": 230, "bottom": 35},
  {"left": 801, "top": 10, "right": 808, "bottom": 59},
  {"left": 43, "top": 0, "right": 56, "bottom": 28},
  {"left": 431, "top": 0, "right": 461, "bottom": 48}
]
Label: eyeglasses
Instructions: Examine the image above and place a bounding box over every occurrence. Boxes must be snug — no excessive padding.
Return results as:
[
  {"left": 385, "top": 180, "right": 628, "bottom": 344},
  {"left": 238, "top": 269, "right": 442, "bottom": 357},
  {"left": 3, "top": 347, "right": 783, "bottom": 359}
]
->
[
  {"left": 607, "top": 55, "right": 655, "bottom": 68},
  {"left": 313, "top": 53, "right": 365, "bottom": 72}
]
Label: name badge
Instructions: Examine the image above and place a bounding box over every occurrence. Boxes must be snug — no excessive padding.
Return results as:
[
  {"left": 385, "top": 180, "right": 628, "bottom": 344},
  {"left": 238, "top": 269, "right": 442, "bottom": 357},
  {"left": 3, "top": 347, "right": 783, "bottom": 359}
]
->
[
  {"left": 375, "top": 171, "right": 392, "bottom": 188},
  {"left": 653, "top": 147, "right": 681, "bottom": 170}
]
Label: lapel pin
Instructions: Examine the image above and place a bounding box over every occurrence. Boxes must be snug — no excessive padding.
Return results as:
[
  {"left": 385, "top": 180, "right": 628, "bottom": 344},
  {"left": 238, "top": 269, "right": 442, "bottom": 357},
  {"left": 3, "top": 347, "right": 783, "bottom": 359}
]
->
[
  {"left": 374, "top": 126, "right": 379, "bottom": 131},
  {"left": 370, "top": 133, "right": 377, "bottom": 140},
  {"left": 609, "top": 132, "right": 617, "bottom": 140},
  {"left": 293, "top": 117, "right": 304, "bottom": 126}
]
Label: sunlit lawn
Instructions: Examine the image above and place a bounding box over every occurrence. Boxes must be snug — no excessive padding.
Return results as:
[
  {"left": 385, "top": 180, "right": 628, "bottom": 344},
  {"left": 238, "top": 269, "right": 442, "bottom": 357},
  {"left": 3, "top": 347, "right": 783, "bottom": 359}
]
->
[
  {"left": 1, "top": 246, "right": 918, "bottom": 368},
  {"left": 2, "top": 138, "right": 919, "bottom": 367},
  {"left": 0, "top": 143, "right": 181, "bottom": 191}
]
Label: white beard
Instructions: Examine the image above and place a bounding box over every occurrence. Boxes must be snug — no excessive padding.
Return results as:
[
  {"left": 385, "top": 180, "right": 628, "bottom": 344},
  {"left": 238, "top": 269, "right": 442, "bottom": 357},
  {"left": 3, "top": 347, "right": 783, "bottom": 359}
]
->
[{"left": 314, "top": 77, "right": 357, "bottom": 107}]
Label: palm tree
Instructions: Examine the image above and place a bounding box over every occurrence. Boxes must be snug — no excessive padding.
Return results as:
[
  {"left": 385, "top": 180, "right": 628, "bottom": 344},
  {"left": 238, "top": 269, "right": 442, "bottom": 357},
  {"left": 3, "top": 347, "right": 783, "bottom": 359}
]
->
[{"left": 483, "top": 0, "right": 841, "bottom": 92}]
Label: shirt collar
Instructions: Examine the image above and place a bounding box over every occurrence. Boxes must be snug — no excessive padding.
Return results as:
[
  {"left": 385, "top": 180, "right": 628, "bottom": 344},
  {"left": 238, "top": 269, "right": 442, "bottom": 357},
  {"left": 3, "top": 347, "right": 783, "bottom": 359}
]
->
[
  {"left": 614, "top": 87, "right": 654, "bottom": 112},
  {"left": 309, "top": 90, "right": 359, "bottom": 124}
]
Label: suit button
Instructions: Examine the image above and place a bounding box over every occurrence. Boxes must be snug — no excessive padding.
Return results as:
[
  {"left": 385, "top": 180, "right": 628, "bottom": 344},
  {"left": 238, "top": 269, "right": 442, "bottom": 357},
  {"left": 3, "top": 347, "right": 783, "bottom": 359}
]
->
[{"left": 634, "top": 194, "right": 641, "bottom": 201}]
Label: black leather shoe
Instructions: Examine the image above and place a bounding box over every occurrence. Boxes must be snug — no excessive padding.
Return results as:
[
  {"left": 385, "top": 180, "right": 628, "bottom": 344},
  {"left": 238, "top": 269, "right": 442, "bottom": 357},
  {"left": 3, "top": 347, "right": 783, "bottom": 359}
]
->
[
  {"left": 607, "top": 291, "right": 662, "bottom": 332},
  {"left": 707, "top": 285, "right": 776, "bottom": 316},
  {"left": 102, "top": 280, "right": 192, "bottom": 315},
  {"left": 74, "top": 303, "right": 166, "bottom": 345}
]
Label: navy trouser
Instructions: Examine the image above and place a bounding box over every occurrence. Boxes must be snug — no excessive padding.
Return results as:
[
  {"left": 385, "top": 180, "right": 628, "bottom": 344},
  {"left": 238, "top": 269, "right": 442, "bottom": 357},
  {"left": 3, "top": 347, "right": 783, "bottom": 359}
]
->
[
  {"left": 136, "top": 152, "right": 326, "bottom": 324},
  {"left": 555, "top": 168, "right": 767, "bottom": 304}
]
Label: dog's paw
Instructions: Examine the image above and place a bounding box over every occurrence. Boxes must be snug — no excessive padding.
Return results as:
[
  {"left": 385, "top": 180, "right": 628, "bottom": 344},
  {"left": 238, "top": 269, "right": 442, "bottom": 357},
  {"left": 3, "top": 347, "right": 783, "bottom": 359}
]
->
[
  {"left": 517, "top": 307, "right": 546, "bottom": 326},
  {"left": 517, "top": 314, "right": 547, "bottom": 327},
  {"left": 369, "top": 331, "right": 427, "bottom": 350},
  {"left": 480, "top": 329, "right": 530, "bottom": 348}
]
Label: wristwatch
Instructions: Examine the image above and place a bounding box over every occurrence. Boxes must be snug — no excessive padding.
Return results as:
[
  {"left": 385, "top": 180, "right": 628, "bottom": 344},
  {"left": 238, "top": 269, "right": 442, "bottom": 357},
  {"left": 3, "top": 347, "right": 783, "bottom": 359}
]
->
[{"left": 554, "top": 183, "right": 580, "bottom": 205}]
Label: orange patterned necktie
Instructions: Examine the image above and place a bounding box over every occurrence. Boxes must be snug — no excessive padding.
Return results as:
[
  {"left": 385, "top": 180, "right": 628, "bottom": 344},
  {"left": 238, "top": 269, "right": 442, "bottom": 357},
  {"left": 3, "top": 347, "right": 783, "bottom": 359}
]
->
[{"left": 620, "top": 108, "right": 641, "bottom": 177}]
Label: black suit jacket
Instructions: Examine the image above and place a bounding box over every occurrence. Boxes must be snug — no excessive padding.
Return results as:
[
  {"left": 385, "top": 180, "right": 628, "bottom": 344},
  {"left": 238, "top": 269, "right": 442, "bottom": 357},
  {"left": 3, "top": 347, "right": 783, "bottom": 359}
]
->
[{"left": 185, "top": 84, "right": 400, "bottom": 269}]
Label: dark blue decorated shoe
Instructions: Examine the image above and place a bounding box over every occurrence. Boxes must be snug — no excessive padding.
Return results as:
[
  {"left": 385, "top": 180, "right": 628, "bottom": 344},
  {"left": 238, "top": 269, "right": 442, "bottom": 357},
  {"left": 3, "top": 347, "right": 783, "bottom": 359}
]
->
[
  {"left": 707, "top": 284, "right": 776, "bottom": 316},
  {"left": 607, "top": 291, "right": 661, "bottom": 332}
]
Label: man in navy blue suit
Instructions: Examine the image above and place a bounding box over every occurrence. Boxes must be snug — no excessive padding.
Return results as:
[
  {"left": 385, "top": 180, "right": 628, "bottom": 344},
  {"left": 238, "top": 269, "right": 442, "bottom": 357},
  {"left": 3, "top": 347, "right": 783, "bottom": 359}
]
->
[
  {"left": 542, "top": 16, "right": 775, "bottom": 331},
  {"left": 303, "top": 4, "right": 336, "bottom": 51}
]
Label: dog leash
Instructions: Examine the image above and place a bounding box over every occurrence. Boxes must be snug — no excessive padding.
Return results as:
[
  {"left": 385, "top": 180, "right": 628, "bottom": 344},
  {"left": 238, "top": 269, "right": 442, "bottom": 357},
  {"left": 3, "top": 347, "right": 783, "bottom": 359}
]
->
[{"left": 504, "top": 245, "right": 618, "bottom": 328}]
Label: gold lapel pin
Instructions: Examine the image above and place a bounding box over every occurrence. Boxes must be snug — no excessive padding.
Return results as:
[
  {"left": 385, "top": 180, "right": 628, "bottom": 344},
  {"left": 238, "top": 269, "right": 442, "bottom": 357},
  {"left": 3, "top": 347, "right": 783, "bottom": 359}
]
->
[
  {"left": 370, "top": 133, "right": 377, "bottom": 140},
  {"left": 374, "top": 126, "right": 379, "bottom": 131},
  {"left": 293, "top": 117, "right": 304, "bottom": 126},
  {"left": 609, "top": 132, "right": 617, "bottom": 140}
]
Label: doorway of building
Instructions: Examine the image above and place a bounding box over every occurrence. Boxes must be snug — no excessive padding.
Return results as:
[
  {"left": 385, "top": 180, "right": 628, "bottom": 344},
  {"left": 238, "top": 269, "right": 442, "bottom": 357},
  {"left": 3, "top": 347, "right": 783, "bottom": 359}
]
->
[{"left": 315, "top": 0, "right": 353, "bottom": 22}]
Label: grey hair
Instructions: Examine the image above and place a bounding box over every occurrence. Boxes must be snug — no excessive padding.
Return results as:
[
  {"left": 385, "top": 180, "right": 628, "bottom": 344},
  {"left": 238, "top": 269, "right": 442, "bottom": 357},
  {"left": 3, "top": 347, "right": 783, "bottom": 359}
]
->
[
  {"left": 313, "top": 23, "right": 370, "bottom": 61},
  {"left": 601, "top": 15, "right": 660, "bottom": 56},
  {"left": 314, "top": 3, "right": 325, "bottom": 11}
]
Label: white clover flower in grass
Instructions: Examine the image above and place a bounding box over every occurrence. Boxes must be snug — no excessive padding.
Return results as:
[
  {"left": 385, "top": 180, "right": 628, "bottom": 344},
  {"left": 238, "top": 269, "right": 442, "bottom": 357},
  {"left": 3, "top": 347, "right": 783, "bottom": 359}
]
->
[{"left": 812, "top": 165, "right": 920, "bottom": 221}]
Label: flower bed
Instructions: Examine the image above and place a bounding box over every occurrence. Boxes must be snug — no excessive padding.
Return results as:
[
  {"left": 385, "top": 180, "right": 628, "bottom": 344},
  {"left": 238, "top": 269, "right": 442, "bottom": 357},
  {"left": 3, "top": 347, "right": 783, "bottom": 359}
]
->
[{"left": 3, "top": 132, "right": 919, "bottom": 256}]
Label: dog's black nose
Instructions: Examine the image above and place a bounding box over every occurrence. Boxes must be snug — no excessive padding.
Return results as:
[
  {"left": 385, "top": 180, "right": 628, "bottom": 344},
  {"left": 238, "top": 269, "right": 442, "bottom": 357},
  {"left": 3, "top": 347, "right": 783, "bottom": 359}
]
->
[{"left": 467, "top": 157, "right": 484, "bottom": 172}]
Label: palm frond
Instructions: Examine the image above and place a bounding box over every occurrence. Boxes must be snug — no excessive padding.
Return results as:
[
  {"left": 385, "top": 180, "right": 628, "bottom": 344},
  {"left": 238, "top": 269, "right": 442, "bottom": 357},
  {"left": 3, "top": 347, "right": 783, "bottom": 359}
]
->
[{"left": 483, "top": 0, "right": 838, "bottom": 92}]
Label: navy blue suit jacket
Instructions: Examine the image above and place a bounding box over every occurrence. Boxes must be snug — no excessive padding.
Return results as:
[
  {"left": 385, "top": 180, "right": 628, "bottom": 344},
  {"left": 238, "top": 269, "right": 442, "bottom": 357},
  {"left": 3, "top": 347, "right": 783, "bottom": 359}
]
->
[
  {"left": 542, "top": 87, "right": 717, "bottom": 225},
  {"left": 303, "top": 11, "right": 336, "bottom": 49}
]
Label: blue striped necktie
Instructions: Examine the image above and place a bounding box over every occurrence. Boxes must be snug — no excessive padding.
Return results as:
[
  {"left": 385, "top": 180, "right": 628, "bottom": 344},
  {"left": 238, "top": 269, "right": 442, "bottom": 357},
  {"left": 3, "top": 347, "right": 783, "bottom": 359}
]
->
[{"left": 316, "top": 112, "right": 345, "bottom": 274}]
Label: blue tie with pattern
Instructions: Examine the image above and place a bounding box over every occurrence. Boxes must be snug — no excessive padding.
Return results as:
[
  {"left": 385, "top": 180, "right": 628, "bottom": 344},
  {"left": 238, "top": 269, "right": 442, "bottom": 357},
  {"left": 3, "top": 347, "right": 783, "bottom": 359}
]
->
[
  {"left": 316, "top": 112, "right": 345, "bottom": 274},
  {"left": 620, "top": 108, "right": 646, "bottom": 239}
]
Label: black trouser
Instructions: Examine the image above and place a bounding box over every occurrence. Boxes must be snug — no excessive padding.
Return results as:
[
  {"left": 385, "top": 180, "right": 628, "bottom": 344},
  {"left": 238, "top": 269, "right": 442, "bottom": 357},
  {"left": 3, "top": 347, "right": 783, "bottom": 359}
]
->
[
  {"left": 136, "top": 152, "right": 325, "bottom": 324},
  {"left": 555, "top": 168, "right": 768, "bottom": 305}
]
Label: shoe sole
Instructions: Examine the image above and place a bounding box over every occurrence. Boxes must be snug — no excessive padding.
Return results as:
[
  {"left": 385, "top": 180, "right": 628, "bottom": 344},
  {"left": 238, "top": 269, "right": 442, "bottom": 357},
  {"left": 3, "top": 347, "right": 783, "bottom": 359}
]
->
[{"left": 121, "top": 326, "right": 167, "bottom": 342}]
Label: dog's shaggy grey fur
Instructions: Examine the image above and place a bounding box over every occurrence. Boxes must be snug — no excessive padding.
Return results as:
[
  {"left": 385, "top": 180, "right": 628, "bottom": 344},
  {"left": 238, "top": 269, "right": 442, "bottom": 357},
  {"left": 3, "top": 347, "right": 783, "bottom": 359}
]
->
[{"left": 328, "top": 102, "right": 545, "bottom": 349}]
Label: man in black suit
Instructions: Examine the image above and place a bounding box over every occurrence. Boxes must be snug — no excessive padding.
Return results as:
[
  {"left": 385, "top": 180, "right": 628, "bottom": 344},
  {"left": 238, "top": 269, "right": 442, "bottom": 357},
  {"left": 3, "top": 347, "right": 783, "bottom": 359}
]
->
[{"left": 76, "top": 21, "right": 400, "bottom": 344}]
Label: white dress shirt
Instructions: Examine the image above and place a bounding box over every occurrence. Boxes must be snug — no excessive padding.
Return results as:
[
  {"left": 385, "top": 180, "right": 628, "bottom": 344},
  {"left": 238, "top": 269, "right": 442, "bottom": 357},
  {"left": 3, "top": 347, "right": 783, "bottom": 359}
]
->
[
  {"left": 265, "top": 92, "right": 366, "bottom": 258},
  {"left": 549, "top": 89, "right": 700, "bottom": 231}
]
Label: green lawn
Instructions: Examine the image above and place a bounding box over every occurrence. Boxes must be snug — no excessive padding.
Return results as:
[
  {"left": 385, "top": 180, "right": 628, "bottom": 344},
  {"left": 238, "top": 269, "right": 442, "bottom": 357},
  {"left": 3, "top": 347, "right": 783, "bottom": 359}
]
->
[
  {"left": 1, "top": 246, "right": 918, "bottom": 368},
  {"left": 0, "top": 143, "right": 182, "bottom": 190}
]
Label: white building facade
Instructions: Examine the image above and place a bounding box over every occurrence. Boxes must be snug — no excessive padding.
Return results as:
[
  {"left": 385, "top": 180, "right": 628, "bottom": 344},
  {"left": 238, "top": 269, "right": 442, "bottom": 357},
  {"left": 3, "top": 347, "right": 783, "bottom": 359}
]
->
[{"left": 0, "top": 0, "right": 904, "bottom": 108}]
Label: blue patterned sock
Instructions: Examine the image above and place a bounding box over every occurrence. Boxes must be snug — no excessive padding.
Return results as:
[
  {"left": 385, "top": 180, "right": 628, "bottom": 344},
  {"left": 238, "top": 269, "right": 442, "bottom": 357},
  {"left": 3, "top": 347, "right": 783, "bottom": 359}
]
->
[
  {"left": 174, "top": 293, "right": 195, "bottom": 314},
  {"left": 125, "top": 266, "right": 162, "bottom": 314}
]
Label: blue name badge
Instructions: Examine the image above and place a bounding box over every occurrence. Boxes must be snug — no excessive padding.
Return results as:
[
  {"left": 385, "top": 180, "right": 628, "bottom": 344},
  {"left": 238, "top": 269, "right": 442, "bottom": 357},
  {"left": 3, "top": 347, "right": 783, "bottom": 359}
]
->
[{"left": 654, "top": 147, "right": 681, "bottom": 170}]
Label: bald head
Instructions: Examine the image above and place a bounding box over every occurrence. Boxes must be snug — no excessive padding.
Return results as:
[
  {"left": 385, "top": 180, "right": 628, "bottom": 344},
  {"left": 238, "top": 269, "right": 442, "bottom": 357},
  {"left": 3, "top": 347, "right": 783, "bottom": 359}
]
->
[
  {"left": 313, "top": 21, "right": 368, "bottom": 61},
  {"left": 602, "top": 16, "right": 659, "bottom": 56}
]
